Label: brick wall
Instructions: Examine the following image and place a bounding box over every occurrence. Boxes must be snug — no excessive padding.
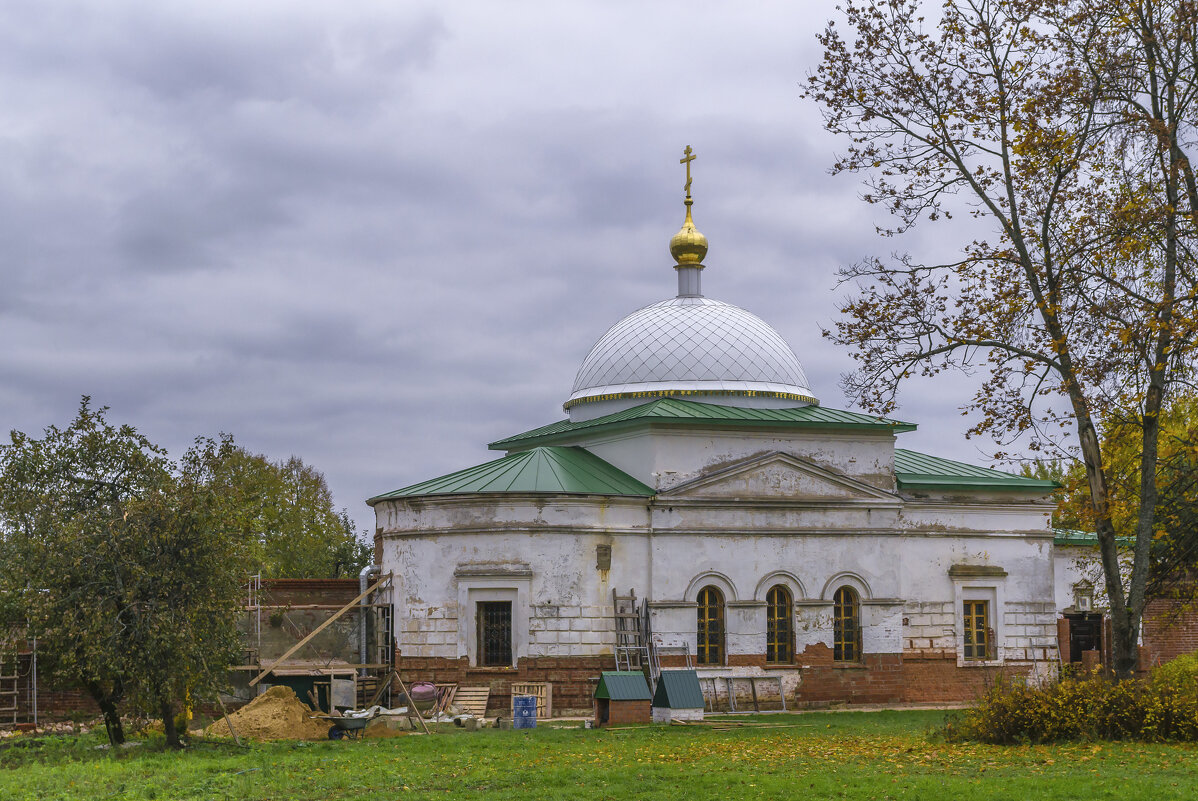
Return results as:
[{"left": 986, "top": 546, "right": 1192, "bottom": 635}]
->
[
  {"left": 2, "top": 653, "right": 102, "bottom": 723},
  {"left": 596, "top": 699, "right": 650, "bottom": 726},
  {"left": 395, "top": 652, "right": 616, "bottom": 714},
  {"left": 902, "top": 653, "right": 1032, "bottom": 702},
  {"left": 261, "top": 579, "right": 361, "bottom": 607},
  {"left": 1143, "top": 596, "right": 1198, "bottom": 667},
  {"left": 792, "top": 644, "right": 904, "bottom": 705}
]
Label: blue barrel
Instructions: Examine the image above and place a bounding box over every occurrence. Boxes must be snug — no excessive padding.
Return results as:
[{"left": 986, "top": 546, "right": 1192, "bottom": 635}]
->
[{"left": 512, "top": 695, "right": 537, "bottom": 729}]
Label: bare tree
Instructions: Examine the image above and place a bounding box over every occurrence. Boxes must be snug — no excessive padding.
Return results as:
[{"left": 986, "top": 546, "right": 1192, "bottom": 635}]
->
[{"left": 805, "top": 0, "right": 1198, "bottom": 676}]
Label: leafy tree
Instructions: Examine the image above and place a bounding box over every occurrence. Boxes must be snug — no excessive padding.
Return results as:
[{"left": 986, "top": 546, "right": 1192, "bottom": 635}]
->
[
  {"left": 116, "top": 436, "right": 253, "bottom": 748},
  {"left": 0, "top": 400, "right": 369, "bottom": 745},
  {"left": 215, "top": 449, "right": 371, "bottom": 579},
  {"left": 805, "top": 0, "right": 1198, "bottom": 676},
  {"left": 1035, "top": 396, "right": 1198, "bottom": 596},
  {"left": 0, "top": 398, "right": 171, "bottom": 744}
]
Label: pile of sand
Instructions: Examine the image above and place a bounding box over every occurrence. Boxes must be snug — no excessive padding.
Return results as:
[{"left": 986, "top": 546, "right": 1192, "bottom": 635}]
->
[
  {"left": 363, "top": 721, "right": 408, "bottom": 738},
  {"left": 202, "top": 686, "right": 331, "bottom": 741}
]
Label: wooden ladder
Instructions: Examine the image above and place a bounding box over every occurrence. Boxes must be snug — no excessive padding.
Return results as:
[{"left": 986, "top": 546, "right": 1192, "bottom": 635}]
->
[
  {"left": 0, "top": 646, "right": 19, "bottom": 729},
  {"left": 613, "top": 589, "right": 648, "bottom": 671}
]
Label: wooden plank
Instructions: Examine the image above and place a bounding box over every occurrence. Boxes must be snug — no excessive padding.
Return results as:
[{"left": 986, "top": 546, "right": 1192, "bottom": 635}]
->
[
  {"left": 249, "top": 574, "right": 390, "bottom": 687},
  {"left": 433, "top": 684, "right": 458, "bottom": 715},
  {"left": 453, "top": 687, "right": 490, "bottom": 717}
]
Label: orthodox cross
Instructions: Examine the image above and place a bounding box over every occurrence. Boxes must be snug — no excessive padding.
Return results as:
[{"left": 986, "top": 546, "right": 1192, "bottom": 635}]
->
[{"left": 680, "top": 145, "right": 696, "bottom": 198}]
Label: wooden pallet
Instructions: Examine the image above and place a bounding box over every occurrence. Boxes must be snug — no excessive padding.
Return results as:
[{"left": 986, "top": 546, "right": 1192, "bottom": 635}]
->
[
  {"left": 453, "top": 686, "right": 491, "bottom": 717},
  {"left": 510, "top": 682, "right": 552, "bottom": 719}
]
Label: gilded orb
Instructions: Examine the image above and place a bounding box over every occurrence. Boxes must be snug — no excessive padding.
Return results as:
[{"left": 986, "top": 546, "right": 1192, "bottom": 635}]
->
[{"left": 669, "top": 204, "right": 708, "bottom": 266}]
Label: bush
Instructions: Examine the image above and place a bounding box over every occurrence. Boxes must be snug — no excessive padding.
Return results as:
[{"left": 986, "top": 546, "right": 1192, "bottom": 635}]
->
[{"left": 943, "top": 656, "right": 1198, "bottom": 743}]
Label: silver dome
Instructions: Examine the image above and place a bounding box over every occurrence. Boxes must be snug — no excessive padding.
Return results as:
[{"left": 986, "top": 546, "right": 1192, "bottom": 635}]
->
[{"left": 566, "top": 296, "right": 816, "bottom": 415}]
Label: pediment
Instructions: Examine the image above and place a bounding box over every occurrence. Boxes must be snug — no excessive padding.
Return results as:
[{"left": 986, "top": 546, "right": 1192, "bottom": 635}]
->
[{"left": 660, "top": 452, "right": 899, "bottom": 503}]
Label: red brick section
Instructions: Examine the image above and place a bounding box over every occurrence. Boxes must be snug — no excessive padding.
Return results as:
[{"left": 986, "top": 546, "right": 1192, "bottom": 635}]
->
[
  {"left": 1143, "top": 596, "right": 1198, "bottom": 668},
  {"left": 595, "top": 699, "right": 650, "bottom": 727},
  {"left": 1057, "top": 617, "right": 1072, "bottom": 664},
  {"left": 791, "top": 644, "right": 903, "bottom": 705},
  {"left": 795, "top": 643, "right": 1035, "bottom": 706},
  {"left": 260, "top": 578, "right": 361, "bottom": 607},
  {"left": 905, "top": 653, "right": 1033, "bottom": 702},
  {"left": 394, "top": 652, "right": 617, "bottom": 715}
]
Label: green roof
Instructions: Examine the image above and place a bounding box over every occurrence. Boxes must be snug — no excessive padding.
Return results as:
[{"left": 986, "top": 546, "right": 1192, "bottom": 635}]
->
[
  {"left": 368, "top": 446, "right": 654, "bottom": 503},
  {"left": 1053, "top": 528, "right": 1135, "bottom": 547},
  {"left": 893, "top": 449, "right": 1059, "bottom": 493},
  {"left": 594, "top": 671, "right": 651, "bottom": 701},
  {"left": 490, "top": 398, "right": 916, "bottom": 451},
  {"left": 652, "top": 670, "right": 705, "bottom": 709}
]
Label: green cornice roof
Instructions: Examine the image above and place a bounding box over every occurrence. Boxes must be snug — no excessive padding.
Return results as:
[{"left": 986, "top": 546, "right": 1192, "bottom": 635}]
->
[
  {"left": 367, "top": 446, "right": 653, "bottom": 504},
  {"left": 1053, "top": 528, "right": 1135, "bottom": 547},
  {"left": 489, "top": 398, "right": 916, "bottom": 451},
  {"left": 894, "top": 449, "right": 1059, "bottom": 493}
]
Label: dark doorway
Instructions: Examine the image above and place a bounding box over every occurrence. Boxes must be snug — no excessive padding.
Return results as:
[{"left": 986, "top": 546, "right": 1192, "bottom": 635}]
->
[
  {"left": 477, "top": 601, "right": 513, "bottom": 666},
  {"left": 1066, "top": 613, "right": 1103, "bottom": 663}
]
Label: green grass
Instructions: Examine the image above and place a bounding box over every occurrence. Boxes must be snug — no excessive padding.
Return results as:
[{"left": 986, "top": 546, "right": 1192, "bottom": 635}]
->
[{"left": 1, "top": 710, "right": 1195, "bottom": 800}]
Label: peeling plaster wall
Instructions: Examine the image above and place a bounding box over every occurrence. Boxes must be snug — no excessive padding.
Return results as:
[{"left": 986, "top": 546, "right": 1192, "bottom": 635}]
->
[{"left": 379, "top": 497, "right": 1060, "bottom": 671}]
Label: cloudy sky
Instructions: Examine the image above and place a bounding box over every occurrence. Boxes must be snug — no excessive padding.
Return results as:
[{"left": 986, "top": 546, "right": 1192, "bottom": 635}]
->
[{"left": 1, "top": 1, "right": 1007, "bottom": 536}]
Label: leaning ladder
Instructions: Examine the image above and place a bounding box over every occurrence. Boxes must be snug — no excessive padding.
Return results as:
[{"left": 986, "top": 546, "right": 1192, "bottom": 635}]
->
[
  {"left": 640, "top": 598, "right": 693, "bottom": 691},
  {"left": 0, "top": 643, "right": 19, "bottom": 729},
  {"left": 612, "top": 589, "right": 649, "bottom": 671}
]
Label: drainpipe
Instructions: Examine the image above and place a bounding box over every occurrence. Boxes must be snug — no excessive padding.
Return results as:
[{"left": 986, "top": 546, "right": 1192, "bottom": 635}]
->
[{"left": 359, "top": 564, "right": 380, "bottom": 678}]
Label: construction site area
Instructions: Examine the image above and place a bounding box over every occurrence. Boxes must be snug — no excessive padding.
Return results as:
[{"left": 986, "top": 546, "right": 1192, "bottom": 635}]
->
[{"left": 2, "top": 575, "right": 774, "bottom": 741}]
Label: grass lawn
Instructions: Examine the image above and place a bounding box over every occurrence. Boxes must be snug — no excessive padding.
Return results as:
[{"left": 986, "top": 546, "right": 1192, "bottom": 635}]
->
[{"left": 1, "top": 710, "right": 1194, "bottom": 801}]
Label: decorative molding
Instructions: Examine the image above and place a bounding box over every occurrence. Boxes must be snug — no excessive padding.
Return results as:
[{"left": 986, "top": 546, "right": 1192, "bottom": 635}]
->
[
  {"left": 454, "top": 564, "right": 533, "bottom": 579},
  {"left": 948, "top": 564, "right": 1008, "bottom": 578}
]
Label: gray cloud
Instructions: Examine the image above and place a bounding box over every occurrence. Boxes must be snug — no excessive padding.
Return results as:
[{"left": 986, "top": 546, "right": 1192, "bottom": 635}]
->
[{"left": 0, "top": 1, "right": 1036, "bottom": 538}]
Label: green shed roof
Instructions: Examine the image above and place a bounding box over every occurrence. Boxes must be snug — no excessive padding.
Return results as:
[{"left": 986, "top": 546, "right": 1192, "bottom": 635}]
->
[
  {"left": 490, "top": 398, "right": 915, "bottom": 451},
  {"left": 594, "top": 671, "right": 651, "bottom": 701},
  {"left": 368, "top": 446, "right": 654, "bottom": 503},
  {"left": 652, "top": 670, "right": 705, "bottom": 709},
  {"left": 893, "top": 449, "right": 1059, "bottom": 493}
]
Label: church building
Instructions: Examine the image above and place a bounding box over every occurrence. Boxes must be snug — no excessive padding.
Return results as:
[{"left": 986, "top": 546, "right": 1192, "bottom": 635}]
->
[{"left": 369, "top": 150, "right": 1062, "bottom": 713}]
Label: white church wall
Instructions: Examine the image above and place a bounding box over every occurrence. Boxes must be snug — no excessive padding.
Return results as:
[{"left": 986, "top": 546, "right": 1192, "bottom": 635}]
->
[
  {"left": 379, "top": 510, "right": 654, "bottom": 662},
  {"left": 896, "top": 532, "right": 1058, "bottom": 665},
  {"left": 1053, "top": 544, "right": 1110, "bottom": 613},
  {"left": 376, "top": 487, "right": 1059, "bottom": 675}
]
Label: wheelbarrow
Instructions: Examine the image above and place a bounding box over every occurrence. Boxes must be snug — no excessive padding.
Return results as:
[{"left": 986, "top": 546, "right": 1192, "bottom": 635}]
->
[{"left": 315, "top": 711, "right": 377, "bottom": 740}]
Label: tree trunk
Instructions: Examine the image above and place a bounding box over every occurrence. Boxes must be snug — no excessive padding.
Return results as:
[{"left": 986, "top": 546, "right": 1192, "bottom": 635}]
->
[
  {"left": 161, "top": 700, "right": 181, "bottom": 749},
  {"left": 86, "top": 681, "right": 124, "bottom": 746}
]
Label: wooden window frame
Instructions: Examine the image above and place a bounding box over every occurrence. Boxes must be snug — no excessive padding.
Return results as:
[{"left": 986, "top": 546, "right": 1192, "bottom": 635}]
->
[
  {"left": 696, "top": 586, "right": 725, "bottom": 666},
  {"left": 833, "top": 586, "right": 862, "bottom": 663},
  {"left": 765, "top": 584, "right": 794, "bottom": 664},
  {"left": 962, "top": 599, "right": 990, "bottom": 661}
]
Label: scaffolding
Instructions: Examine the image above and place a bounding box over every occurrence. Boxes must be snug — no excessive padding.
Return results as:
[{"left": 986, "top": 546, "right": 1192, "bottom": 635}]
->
[{"left": 231, "top": 573, "right": 395, "bottom": 709}]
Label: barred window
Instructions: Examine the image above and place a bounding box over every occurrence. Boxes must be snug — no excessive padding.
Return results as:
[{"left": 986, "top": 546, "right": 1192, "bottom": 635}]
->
[
  {"left": 477, "top": 601, "right": 513, "bottom": 666},
  {"left": 696, "top": 586, "right": 725, "bottom": 666},
  {"left": 833, "top": 586, "right": 861, "bottom": 662},
  {"left": 766, "top": 585, "right": 793, "bottom": 663},
  {"left": 963, "top": 600, "right": 990, "bottom": 661}
]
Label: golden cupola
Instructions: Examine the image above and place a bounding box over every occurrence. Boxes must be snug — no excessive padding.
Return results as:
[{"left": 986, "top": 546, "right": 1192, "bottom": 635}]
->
[{"left": 669, "top": 145, "right": 708, "bottom": 270}]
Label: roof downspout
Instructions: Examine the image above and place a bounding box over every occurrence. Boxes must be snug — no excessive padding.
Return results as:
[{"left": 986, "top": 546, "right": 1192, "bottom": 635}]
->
[{"left": 359, "top": 564, "right": 380, "bottom": 678}]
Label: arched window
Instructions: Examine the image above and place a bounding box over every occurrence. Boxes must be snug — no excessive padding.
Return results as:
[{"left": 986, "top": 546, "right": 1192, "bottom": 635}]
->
[
  {"left": 696, "top": 586, "right": 725, "bottom": 666},
  {"left": 833, "top": 586, "right": 861, "bottom": 662},
  {"left": 766, "top": 584, "right": 793, "bottom": 663}
]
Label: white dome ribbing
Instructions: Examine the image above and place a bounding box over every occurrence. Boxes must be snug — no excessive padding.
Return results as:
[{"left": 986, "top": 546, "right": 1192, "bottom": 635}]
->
[{"left": 565, "top": 296, "right": 816, "bottom": 412}]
